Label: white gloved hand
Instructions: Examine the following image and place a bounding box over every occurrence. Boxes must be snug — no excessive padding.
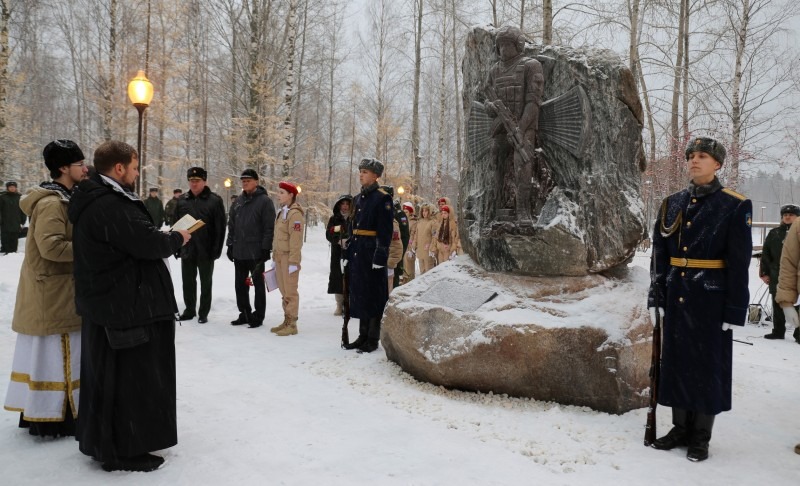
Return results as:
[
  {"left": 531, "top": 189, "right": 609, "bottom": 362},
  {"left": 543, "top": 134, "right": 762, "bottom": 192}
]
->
[
  {"left": 429, "top": 251, "right": 435, "bottom": 258},
  {"left": 288, "top": 265, "right": 298, "bottom": 274},
  {"left": 722, "top": 323, "right": 733, "bottom": 331},
  {"left": 648, "top": 307, "right": 665, "bottom": 327},
  {"left": 782, "top": 305, "right": 800, "bottom": 329},
  {"left": 387, "top": 268, "right": 394, "bottom": 277},
  {"left": 372, "top": 264, "right": 384, "bottom": 270},
  {"left": 406, "top": 251, "right": 414, "bottom": 259}
]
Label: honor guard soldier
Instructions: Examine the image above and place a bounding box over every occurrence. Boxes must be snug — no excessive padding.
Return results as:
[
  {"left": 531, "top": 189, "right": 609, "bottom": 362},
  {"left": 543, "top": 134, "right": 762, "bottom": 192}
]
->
[
  {"left": 648, "top": 136, "right": 752, "bottom": 462},
  {"left": 343, "top": 158, "right": 394, "bottom": 353}
]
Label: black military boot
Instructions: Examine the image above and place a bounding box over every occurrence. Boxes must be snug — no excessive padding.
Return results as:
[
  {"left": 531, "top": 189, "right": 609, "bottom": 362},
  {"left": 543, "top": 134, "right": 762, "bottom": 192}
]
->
[
  {"left": 652, "top": 408, "right": 691, "bottom": 450},
  {"left": 344, "top": 319, "right": 369, "bottom": 350},
  {"left": 687, "top": 413, "right": 715, "bottom": 462},
  {"left": 357, "top": 318, "right": 382, "bottom": 354}
]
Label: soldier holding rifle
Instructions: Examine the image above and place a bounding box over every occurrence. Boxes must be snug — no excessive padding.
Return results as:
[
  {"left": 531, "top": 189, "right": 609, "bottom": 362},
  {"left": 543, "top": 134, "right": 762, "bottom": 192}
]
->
[{"left": 647, "top": 137, "right": 752, "bottom": 462}]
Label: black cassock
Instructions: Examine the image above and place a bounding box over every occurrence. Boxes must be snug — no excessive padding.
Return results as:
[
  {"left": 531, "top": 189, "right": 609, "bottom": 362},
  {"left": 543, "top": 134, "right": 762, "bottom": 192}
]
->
[
  {"left": 77, "top": 321, "right": 177, "bottom": 461},
  {"left": 69, "top": 174, "right": 184, "bottom": 461}
]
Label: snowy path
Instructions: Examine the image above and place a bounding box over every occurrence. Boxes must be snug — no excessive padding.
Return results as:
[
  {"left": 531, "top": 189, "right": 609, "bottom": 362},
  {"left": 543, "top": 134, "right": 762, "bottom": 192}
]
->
[{"left": 1, "top": 230, "right": 799, "bottom": 485}]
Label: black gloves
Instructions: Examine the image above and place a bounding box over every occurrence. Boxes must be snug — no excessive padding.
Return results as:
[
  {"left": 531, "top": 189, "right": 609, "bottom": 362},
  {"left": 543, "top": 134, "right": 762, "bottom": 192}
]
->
[
  {"left": 227, "top": 246, "right": 234, "bottom": 262},
  {"left": 261, "top": 249, "right": 270, "bottom": 263}
]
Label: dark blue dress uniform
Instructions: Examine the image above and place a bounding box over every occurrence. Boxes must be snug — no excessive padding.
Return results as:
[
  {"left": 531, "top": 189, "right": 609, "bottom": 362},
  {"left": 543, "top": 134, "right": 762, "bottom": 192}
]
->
[
  {"left": 347, "top": 182, "right": 394, "bottom": 320},
  {"left": 648, "top": 178, "right": 752, "bottom": 415}
]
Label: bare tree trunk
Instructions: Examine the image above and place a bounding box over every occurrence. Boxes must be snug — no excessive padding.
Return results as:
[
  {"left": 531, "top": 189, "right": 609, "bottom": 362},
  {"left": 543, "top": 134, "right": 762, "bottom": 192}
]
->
[
  {"left": 326, "top": 5, "right": 337, "bottom": 197},
  {"left": 682, "top": 1, "right": 689, "bottom": 141},
  {"left": 729, "top": 0, "right": 751, "bottom": 188},
  {"left": 542, "top": 0, "right": 553, "bottom": 44},
  {"left": 520, "top": 0, "right": 525, "bottom": 32},
  {"left": 281, "top": 0, "right": 299, "bottom": 177},
  {"left": 435, "top": 11, "right": 447, "bottom": 198},
  {"left": 0, "top": 1, "right": 10, "bottom": 178},
  {"left": 491, "top": 0, "right": 497, "bottom": 26},
  {"left": 412, "top": 0, "right": 423, "bottom": 191},
  {"left": 638, "top": 59, "right": 656, "bottom": 167},
  {"left": 103, "top": 0, "right": 117, "bottom": 141},
  {"left": 451, "top": 0, "right": 462, "bottom": 175},
  {"left": 293, "top": 0, "right": 309, "bottom": 179},
  {"left": 627, "top": 0, "right": 640, "bottom": 90},
  {"left": 669, "top": 0, "right": 687, "bottom": 192}
]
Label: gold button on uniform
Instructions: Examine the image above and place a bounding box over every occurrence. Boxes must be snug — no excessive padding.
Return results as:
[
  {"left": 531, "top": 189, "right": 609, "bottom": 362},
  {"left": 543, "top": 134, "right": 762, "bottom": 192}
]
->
[
  {"left": 681, "top": 272, "right": 685, "bottom": 277},
  {"left": 683, "top": 246, "right": 688, "bottom": 252},
  {"left": 679, "top": 297, "right": 684, "bottom": 303},
  {"left": 692, "top": 198, "right": 697, "bottom": 203},
  {"left": 686, "top": 221, "right": 692, "bottom": 227}
]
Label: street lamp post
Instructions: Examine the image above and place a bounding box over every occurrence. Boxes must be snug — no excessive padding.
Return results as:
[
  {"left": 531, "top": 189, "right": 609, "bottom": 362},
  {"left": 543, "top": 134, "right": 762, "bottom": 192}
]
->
[
  {"left": 127, "top": 70, "right": 154, "bottom": 197},
  {"left": 224, "top": 178, "right": 232, "bottom": 212}
]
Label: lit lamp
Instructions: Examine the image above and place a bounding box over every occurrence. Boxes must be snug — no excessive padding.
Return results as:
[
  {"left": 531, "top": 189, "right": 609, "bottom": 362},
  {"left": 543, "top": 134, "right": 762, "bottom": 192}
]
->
[
  {"left": 127, "top": 70, "right": 154, "bottom": 196},
  {"left": 224, "top": 178, "right": 232, "bottom": 212},
  {"left": 397, "top": 186, "right": 405, "bottom": 196}
]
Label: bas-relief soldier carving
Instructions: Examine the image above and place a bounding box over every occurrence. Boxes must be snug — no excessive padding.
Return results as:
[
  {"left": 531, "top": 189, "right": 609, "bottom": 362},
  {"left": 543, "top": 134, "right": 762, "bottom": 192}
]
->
[{"left": 484, "top": 25, "right": 549, "bottom": 223}]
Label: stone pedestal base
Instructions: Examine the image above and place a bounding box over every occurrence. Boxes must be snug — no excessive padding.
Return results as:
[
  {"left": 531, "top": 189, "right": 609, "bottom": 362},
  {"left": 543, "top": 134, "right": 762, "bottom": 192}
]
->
[{"left": 382, "top": 256, "right": 652, "bottom": 414}]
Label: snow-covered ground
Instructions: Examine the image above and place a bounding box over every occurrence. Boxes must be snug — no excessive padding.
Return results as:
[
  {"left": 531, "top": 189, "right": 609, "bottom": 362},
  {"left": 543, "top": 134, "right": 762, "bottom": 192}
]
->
[{"left": 1, "top": 226, "right": 799, "bottom": 485}]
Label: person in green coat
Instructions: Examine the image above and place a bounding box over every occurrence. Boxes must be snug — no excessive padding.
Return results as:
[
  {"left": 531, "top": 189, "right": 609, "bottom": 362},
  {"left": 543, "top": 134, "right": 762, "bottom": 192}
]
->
[
  {"left": 144, "top": 187, "right": 166, "bottom": 228},
  {"left": 759, "top": 203, "right": 800, "bottom": 341},
  {"left": 0, "top": 181, "right": 27, "bottom": 253}
]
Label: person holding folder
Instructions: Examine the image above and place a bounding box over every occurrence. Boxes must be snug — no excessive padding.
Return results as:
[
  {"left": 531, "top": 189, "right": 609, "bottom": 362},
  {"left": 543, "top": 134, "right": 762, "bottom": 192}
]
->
[{"left": 270, "top": 181, "right": 304, "bottom": 336}]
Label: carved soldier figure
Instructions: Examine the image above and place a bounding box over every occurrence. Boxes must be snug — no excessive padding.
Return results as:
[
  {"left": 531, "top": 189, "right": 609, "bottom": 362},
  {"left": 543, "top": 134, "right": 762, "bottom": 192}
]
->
[{"left": 485, "top": 25, "right": 545, "bottom": 222}]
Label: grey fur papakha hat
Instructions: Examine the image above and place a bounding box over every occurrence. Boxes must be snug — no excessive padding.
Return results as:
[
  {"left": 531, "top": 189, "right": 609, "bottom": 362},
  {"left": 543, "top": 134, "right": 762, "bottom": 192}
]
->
[
  {"left": 358, "top": 158, "right": 384, "bottom": 177},
  {"left": 685, "top": 137, "right": 726, "bottom": 165}
]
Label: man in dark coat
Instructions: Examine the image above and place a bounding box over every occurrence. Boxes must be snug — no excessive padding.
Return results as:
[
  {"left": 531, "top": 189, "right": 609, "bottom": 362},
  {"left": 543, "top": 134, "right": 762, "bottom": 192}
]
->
[
  {"left": 326, "top": 194, "right": 352, "bottom": 315},
  {"left": 164, "top": 188, "right": 183, "bottom": 226},
  {"left": 175, "top": 167, "right": 226, "bottom": 323},
  {"left": 0, "top": 181, "right": 26, "bottom": 253},
  {"left": 758, "top": 204, "right": 800, "bottom": 342},
  {"left": 343, "top": 158, "right": 394, "bottom": 353},
  {"left": 226, "top": 169, "right": 275, "bottom": 328},
  {"left": 648, "top": 137, "right": 752, "bottom": 462},
  {"left": 69, "top": 140, "right": 190, "bottom": 472},
  {"left": 392, "top": 195, "right": 409, "bottom": 288},
  {"left": 760, "top": 204, "right": 800, "bottom": 340},
  {"left": 144, "top": 187, "right": 165, "bottom": 227}
]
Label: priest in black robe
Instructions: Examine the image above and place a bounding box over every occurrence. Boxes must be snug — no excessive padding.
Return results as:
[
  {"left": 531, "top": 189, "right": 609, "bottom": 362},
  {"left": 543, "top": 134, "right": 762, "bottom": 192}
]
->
[{"left": 69, "top": 140, "right": 190, "bottom": 472}]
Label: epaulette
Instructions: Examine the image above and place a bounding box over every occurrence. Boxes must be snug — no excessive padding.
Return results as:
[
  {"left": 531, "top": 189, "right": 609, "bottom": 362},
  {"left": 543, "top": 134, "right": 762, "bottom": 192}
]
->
[
  {"left": 377, "top": 188, "right": 389, "bottom": 196},
  {"left": 721, "top": 188, "right": 746, "bottom": 201}
]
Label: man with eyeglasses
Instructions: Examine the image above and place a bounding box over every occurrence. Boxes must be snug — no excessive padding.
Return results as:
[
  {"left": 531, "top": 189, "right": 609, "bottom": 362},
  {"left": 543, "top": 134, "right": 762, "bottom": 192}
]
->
[
  {"left": 226, "top": 169, "right": 275, "bottom": 328},
  {"left": 0, "top": 180, "right": 26, "bottom": 253},
  {"left": 4, "top": 139, "right": 87, "bottom": 438}
]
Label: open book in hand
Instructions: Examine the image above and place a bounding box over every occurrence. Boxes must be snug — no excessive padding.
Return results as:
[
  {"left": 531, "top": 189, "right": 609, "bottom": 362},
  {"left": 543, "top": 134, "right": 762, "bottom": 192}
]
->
[{"left": 171, "top": 214, "right": 206, "bottom": 233}]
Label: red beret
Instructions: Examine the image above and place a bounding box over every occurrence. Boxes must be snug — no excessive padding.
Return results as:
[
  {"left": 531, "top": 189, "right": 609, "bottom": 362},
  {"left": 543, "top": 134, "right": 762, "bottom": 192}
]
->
[
  {"left": 438, "top": 197, "right": 447, "bottom": 204},
  {"left": 440, "top": 205, "right": 450, "bottom": 213},
  {"left": 402, "top": 202, "right": 414, "bottom": 213},
  {"left": 279, "top": 181, "right": 298, "bottom": 195}
]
